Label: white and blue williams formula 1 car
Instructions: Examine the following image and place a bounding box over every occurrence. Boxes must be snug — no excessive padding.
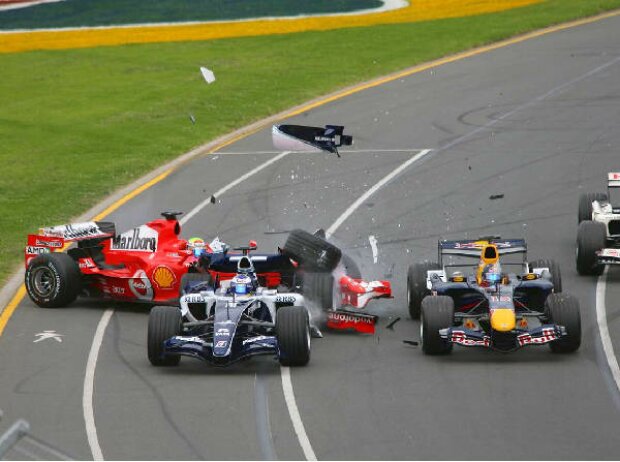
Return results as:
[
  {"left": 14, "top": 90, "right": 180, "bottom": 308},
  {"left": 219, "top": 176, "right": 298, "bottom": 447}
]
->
[
  {"left": 577, "top": 172, "right": 620, "bottom": 274},
  {"left": 147, "top": 252, "right": 311, "bottom": 367}
]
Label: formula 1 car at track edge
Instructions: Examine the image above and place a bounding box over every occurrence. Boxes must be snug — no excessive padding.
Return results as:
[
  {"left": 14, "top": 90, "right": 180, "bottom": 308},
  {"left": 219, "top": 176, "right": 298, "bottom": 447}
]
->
[{"left": 576, "top": 172, "right": 620, "bottom": 275}]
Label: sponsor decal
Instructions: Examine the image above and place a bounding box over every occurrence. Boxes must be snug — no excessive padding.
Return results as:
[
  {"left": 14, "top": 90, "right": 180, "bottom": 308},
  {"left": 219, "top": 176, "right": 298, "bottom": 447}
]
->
[
  {"left": 128, "top": 270, "right": 154, "bottom": 301},
  {"left": 152, "top": 266, "right": 176, "bottom": 289},
  {"left": 184, "top": 294, "right": 204, "bottom": 304},
  {"left": 111, "top": 225, "right": 158, "bottom": 252},
  {"left": 215, "top": 340, "right": 227, "bottom": 348},
  {"left": 275, "top": 295, "right": 296, "bottom": 304},
  {"left": 327, "top": 312, "right": 375, "bottom": 325},
  {"left": 216, "top": 328, "right": 230, "bottom": 337},
  {"left": 26, "top": 246, "right": 49, "bottom": 255},
  {"left": 450, "top": 331, "right": 490, "bottom": 347},
  {"left": 517, "top": 328, "right": 558, "bottom": 346},
  {"left": 78, "top": 258, "right": 96, "bottom": 269},
  {"left": 35, "top": 238, "right": 63, "bottom": 248},
  {"left": 41, "top": 222, "right": 105, "bottom": 240},
  {"left": 243, "top": 335, "right": 271, "bottom": 345},
  {"left": 112, "top": 286, "right": 125, "bottom": 295},
  {"left": 600, "top": 249, "right": 620, "bottom": 257}
]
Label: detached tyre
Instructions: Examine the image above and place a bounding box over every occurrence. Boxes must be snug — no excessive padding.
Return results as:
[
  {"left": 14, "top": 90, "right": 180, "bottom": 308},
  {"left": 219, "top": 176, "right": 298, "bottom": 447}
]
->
[
  {"left": 277, "top": 306, "right": 311, "bottom": 367},
  {"left": 407, "top": 261, "right": 440, "bottom": 319},
  {"left": 420, "top": 296, "right": 454, "bottom": 355},
  {"left": 578, "top": 192, "right": 608, "bottom": 223},
  {"left": 25, "top": 253, "right": 81, "bottom": 308},
  {"left": 283, "top": 229, "right": 341, "bottom": 272},
  {"left": 148, "top": 306, "right": 182, "bottom": 366},
  {"left": 545, "top": 293, "right": 581, "bottom": 353},
  {"left": 576, "top": 221, "right": 606, "bottom": 275},
  {"left": 529, "top": 259, "right": 562, "bottom": 292}
]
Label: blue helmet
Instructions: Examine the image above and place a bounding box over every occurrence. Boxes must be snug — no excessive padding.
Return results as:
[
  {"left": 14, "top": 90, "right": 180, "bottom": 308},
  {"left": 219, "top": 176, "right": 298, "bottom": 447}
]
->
[
  {"left": 482, "top": 263, "right": 502, "bottom": 284},
  {"left": 231, "top": 274, "right": 254, "bottom": 295}
]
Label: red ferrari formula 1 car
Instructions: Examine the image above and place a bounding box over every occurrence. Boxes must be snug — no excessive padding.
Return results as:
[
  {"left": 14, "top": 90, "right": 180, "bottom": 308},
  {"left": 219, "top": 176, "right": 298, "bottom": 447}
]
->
[{"left": 24, "top": 213, "right": 391, "bottom": 333}]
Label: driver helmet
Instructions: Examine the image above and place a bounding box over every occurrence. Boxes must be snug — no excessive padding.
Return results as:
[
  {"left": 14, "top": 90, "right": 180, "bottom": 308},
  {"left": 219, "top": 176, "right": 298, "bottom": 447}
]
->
[
  {"left": 482, "top": 263, "right": 502, "bottom": 286},
  {"left": 231, "top": 273, "right": 254, "bottom": 296},
  {"left": 188, "top": 237, "right": 207, "bottom": 257}
]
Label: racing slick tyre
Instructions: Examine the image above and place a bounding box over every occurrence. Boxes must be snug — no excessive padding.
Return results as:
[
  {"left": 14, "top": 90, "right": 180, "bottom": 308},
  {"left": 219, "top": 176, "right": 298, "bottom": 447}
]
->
[
  {"left": 576, "top": 221, "right": 606, "bottom": 276},
  {"left": 283, "top": 229, "right": 341, "bottom": 272},
  {"left": 545, "top": 293, "right": 581, "bottom": 353},
  {"left": 303, "top": 272, "right": 335, "bottom": 311},
  {"left": 25, "top": 253, "right": 81, "bottom": 308},
  {"left": 529, "top": 259, "right": 562, "bottom": 292},
  {"left": 277, "top": 306, "right": 311, "bottom": 367},
  {"left": 148, "top": 306, "right": 182, "bottom": 366},
  {"left": 420, "top": 296, "right": 454, "bottom": 355},
  {"left": 578, "top": 192, "right": 608, "bottom": 223},
  {"left": 407, "top": 261, "right": 440, "bottom": 319}
]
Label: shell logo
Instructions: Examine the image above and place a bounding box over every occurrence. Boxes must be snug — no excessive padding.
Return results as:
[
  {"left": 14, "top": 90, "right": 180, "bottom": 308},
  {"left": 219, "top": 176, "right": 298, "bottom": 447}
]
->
[{"left": 152, "top": 266, "right": 176, "bottom": 289}]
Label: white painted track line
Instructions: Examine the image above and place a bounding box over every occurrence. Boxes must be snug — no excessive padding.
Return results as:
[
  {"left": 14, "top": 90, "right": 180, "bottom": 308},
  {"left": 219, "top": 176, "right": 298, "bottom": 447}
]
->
[
  {"left": 281, "top": 367, "right": 317, "bottom": 461},
  {"left": 326, "top": 149, "right": 432, "bottom": 238},
  {"left": 83, "top": 309, "right": 113, "bottom": 461},
  {"left": 180, "top": 151, "right": 291, "bottom": 225},
  {"left": 596, "top": 267, "right": 620, "bottom": 393}
]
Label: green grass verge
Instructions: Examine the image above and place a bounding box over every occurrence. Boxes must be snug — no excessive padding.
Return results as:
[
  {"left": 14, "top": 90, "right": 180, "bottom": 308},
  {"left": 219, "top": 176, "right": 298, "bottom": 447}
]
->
[{"left": 1, "top": 0, "right": 620, "bottom": 285}]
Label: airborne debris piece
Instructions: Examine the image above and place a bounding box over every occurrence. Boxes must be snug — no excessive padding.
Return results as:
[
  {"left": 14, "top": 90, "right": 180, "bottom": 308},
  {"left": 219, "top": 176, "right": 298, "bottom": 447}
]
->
[
  {"left": 210, "top": 195, "right": 216, "bottom": 204},
  {"left": 272, "top": 124, "right": 352, "bottom": 157},
  {"left": 489, "top": 194, "right": 505, "bottom": 200},
  {"left": 386, "top": 317, "right": 401, "bottom": 330},
  {"left": 200, "top": 66, "right": 216, "bottom": 84},
  {"left": 403, "top": 340, "right": 419, "bottom": 346},
  {"left": 189, "top": 114, "right": 196, "bottom": 124}
]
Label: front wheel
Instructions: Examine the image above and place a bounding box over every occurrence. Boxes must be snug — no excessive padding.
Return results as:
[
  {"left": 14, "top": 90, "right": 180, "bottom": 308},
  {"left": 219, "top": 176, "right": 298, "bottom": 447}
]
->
[
  {"left": 420, "top": 296, "right": 454, "bottom": 355},
  {"left": 25, "top": 253, "right": 81, "bottom": 308},
  {"left": 407, "top": 261, "right": 440, "bottom": 319},
  {"left": 148, "top": 306, "right": 182, "bottom": 366},
  {"left": 545, "top": 294, "right": 581, "bottom": 353},
  {"left": 277, "top": 306, "right": 311, "bottom": 367},
  {"left": 529, "top": 258, "right": 562, "bottom": 292}
]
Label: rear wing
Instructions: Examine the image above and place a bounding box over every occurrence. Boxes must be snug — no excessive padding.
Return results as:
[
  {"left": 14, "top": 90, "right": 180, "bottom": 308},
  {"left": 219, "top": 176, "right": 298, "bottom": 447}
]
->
[
  {"left": 438, "top": 238, "right": 527, "bottom": 265},
  {"left": 25, "top": 221, "right": 115, "bottom": 267}
]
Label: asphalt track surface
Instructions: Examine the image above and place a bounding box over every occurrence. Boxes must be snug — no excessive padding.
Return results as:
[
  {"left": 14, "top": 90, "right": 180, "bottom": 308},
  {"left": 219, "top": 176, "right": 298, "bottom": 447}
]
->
[{"left": 2, "top": 13, "right": 620, "bottom": 461}]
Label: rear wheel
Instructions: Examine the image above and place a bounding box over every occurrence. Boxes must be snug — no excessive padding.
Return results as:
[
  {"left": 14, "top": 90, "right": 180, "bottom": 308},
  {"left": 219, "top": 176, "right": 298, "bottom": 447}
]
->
[
  {"left": 283, "top": 229, "right": 341, "bottom": 272},
  {"left": 420, "top": 296, "right": 454, "bottom": 355},
  {"left": 407, "top": 262, "right": 440, "bottom": 319},
  {"left": 148, "top": 306, "right": 182, "bottom": 366},
  {"left": 277, "top": 306, "right": 311, "bottom": 367},
  {"left": 529, "top": 259, "right": 562, "bottom": 292},
  {"left": 576, "top": 220, "right": 606, "bottom": 275},
  {"left": 578, "top": 192, "right": 608, "bottom": 223},
  {"left": 25, "top": 253, "right": 81, "bottom": 308},
  {"left": 545, "top": 294, "right": 581, "bottom": 353}
]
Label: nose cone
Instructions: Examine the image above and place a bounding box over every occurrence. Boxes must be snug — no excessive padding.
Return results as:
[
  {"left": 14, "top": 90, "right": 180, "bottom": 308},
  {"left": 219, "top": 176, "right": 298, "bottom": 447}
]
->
[{"left": 490, "top": 309, "right": 516, "bottom": 332}]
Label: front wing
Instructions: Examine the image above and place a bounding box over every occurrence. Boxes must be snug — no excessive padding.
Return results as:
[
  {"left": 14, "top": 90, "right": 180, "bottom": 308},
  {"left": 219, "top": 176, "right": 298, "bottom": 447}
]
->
[{"left": 439, "top": 325, "right": 565, "bottom": 351}]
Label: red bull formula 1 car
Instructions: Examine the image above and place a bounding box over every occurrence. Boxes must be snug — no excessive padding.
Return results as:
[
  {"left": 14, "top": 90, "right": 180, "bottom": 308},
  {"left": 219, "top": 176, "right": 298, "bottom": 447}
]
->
[
  {"left": 24, "top": 213, "right": 391, "bottom": 333},
  {"left": 407, "top": 237, "right": 581, "bottom": 354}
]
